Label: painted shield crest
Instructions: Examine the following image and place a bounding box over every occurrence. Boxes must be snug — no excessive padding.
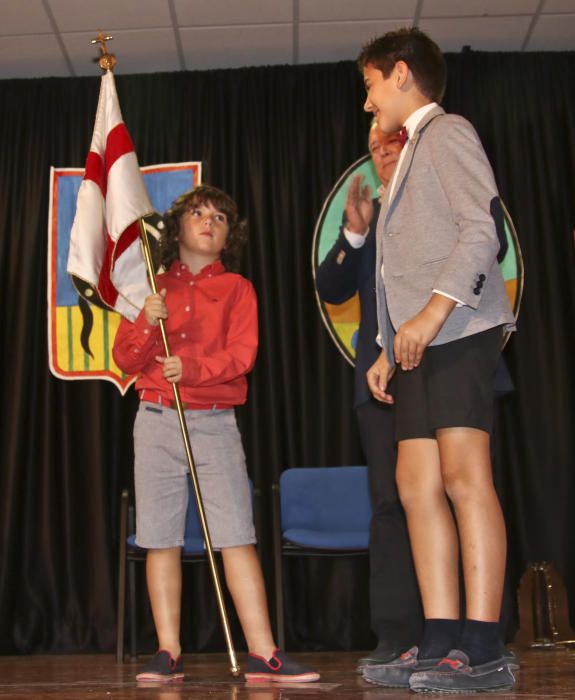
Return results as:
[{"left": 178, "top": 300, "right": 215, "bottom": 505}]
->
[{"left": 48, "top": 162, "right": 201, "bottom": 393}]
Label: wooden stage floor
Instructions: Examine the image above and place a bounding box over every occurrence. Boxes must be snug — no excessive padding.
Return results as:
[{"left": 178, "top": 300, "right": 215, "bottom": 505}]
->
[{"left": 0, "top": 649, "right": 573, "bottom": 699}]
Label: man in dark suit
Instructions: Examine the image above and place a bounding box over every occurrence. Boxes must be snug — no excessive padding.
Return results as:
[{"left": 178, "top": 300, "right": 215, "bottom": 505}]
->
[{"left": 316, "top": 122, "right": 424, "bottom": 672}]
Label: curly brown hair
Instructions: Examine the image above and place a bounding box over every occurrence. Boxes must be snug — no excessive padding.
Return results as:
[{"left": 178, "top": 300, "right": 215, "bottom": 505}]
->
[{"left": 161, "top": 185, "right": 248, "bottom": 273}]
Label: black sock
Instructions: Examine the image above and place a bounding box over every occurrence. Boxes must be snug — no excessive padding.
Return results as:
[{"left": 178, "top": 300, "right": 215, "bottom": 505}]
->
[
  {"left": 418, "top": 619, "right": 462, "bottom": 660},
  {"left": 458, "top": 619, "right": 505, "bottom": 666}
]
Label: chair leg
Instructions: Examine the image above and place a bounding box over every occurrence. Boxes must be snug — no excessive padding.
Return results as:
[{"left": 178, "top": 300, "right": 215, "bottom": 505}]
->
[
  {"left": 272, "top": 483, "right": 285, "bottom": 649},
  {"left": 116, "top": 490, "right": 129, "bottom": 663},
  {"left": 253, "top": 485, "right": 262, "bottom": 556},
  {"left": 128, "top": 558, "right": 138, "bottom": 660},
  {"left": 127, "top": 502, "right": 138, "bottom": 660},
  {"left": 531, "top": 562, "right": 557, "bottom": 648}
]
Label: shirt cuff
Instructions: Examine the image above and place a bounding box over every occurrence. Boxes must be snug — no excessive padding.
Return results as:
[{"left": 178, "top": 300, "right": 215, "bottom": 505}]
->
[
  {"left": 180, "top": 357, "right": 198, "bottom": 385},
  {"left": 343, "top": 227, "right": 368, "bottom": 248},
  {"left": 133, "top": 310, "right": 162, "bottom": 347},
  {"left": 433, "top": 289, "right": 465, "bottom": 308}
]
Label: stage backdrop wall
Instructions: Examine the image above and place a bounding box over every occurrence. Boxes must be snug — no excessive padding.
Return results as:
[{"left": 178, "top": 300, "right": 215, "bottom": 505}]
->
[{"left": 0, "top": 52, "right": 574, "bottom": 654}]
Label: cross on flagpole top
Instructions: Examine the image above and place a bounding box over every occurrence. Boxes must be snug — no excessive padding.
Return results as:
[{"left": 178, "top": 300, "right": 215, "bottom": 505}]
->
[{"left": 91, "top": 30, "right": 116, "bottom": 72}]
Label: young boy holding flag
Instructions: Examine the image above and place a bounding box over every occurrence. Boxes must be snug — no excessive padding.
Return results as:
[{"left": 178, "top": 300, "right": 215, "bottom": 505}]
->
[{"left": 113, "top": 185, "right": 319, "bottom": 684}]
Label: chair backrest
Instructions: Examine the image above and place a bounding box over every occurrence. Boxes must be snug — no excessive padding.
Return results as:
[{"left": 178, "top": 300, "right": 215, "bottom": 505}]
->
[
  {"left": 183, "top": 479, "right": 204, "bottom": 551},
  {"left": 183, "top": 477, "right": 254, "bottom": 554},
  {"left": 279, "top": 466, "right": 372, "bottom": 534}
]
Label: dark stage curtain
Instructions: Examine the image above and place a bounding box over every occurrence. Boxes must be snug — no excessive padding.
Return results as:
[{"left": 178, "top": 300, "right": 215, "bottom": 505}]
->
[{"left": 0, "top": 53, "right": 574, "bottom": 654}]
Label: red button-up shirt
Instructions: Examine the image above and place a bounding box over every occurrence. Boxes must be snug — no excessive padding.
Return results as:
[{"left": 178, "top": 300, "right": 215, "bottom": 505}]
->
[{"left": 113, "top": 260, "right": 258, "bottom": 406}]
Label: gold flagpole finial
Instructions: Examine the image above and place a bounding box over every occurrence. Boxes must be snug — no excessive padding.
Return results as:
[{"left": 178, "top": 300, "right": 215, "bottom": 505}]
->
[{"left": 91, "top": 30, "right": 116, "bottom": 72}]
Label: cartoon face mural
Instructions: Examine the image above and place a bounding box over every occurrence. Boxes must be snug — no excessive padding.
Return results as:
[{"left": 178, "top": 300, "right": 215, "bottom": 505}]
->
[{"left": 312, "top": 154, "right": 524, "bottom": 365}]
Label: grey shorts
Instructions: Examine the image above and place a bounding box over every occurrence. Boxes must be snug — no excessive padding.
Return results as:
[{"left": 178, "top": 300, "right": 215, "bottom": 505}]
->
[{"left": 133, "top": 402, "right": 256, "bottom": 550}]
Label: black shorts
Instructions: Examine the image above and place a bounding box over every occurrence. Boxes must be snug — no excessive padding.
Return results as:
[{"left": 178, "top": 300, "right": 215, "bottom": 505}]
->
[{"left": 392, "top": 326, "right": 504, "bottom": 442}]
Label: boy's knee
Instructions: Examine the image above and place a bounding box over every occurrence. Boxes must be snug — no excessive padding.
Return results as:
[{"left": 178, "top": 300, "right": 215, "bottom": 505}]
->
[
  {"left": 396, "top": 471, "right": 431, "bottom": 510},
  {"left": 395, "top": 469, "right": 411, "bottom": 502},
  {"left": 442, "top": 471, "right": 466, "bottom": 504},
  {"left": 442, "top": 465, "right": 487, "bottom": 505}
]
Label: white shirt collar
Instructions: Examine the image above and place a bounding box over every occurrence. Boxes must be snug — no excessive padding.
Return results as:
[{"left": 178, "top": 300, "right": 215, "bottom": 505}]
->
[{"left": 404, "top": 102, "right": 438, "bottom": 139}]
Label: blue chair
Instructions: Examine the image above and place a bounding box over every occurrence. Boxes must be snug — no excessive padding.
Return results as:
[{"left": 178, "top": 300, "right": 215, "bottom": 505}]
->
[
  {"left": 116, "top": 477, "right": 257, "bottom": 662},
  {"left": 272, "top": 466, "right": 372, "bottom": 648}
]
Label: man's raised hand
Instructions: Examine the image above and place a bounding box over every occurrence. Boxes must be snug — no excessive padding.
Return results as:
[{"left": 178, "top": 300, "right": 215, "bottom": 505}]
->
[{"left": 345, "top": 174, "right": 374, "bottom": 234}]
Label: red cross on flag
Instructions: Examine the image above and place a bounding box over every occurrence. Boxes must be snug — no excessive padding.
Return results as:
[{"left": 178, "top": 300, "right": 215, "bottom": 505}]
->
[{"left": 67, "top": 70, "right": 154, "bottom": 321}]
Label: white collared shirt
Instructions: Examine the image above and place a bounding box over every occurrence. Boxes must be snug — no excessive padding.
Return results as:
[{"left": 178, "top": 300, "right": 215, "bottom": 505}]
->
[{"left": 386, "top": 102, "right": 438, "bottom": 202}]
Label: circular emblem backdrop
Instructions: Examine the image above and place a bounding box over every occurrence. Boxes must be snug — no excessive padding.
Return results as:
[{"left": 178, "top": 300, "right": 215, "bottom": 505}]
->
[{"left": 312, "top": 154, "right": 524, "bottom": 365}]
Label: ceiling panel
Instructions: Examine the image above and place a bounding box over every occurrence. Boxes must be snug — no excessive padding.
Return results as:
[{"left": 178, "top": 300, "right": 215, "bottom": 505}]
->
[
  {"left": 421, "top": 0, "right": 540, "bottom": 17},
  {"left": 49, "top": 0, "right": 172, "bottom": 32},
  {"left": 63, "top": 29, "right": 180, "bottom": 76},
  {"left": 0, "top": 0, "right": 570, "bottom": 80},
  {"left": 299, "top": 0, "right": 417, "bottom": 22},
  {"left": 174, "top": 0, "right": 292, "bottom": 27},
  {"left": 180, "top": 24, "right": 293, "bottom": 70},
  {"left": 419, "top": 16, "right": 532, "bottom": 51},
  {"left": 299, "top": 20, "right": 409, "bottom": 64},
  {"left": 0, "top": 34, "right": 70, "bottom": 79},
  {"left": 542, "top": 0, "right": 575, "bottom": 11},
  {"left": 0, "top": 0, "right": 52, "bottom": 35},
  {"left": 527, "top": 13, "right": 575, "bottom": 49}
]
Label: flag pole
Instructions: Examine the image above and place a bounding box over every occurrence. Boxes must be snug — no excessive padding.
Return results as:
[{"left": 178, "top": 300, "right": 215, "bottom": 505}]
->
[
  {"left": 90, "top": 31, "right": 240, "bottom": 676},
  {"left": 138, "top": 219, "right": 240, "bottom": 677}
]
